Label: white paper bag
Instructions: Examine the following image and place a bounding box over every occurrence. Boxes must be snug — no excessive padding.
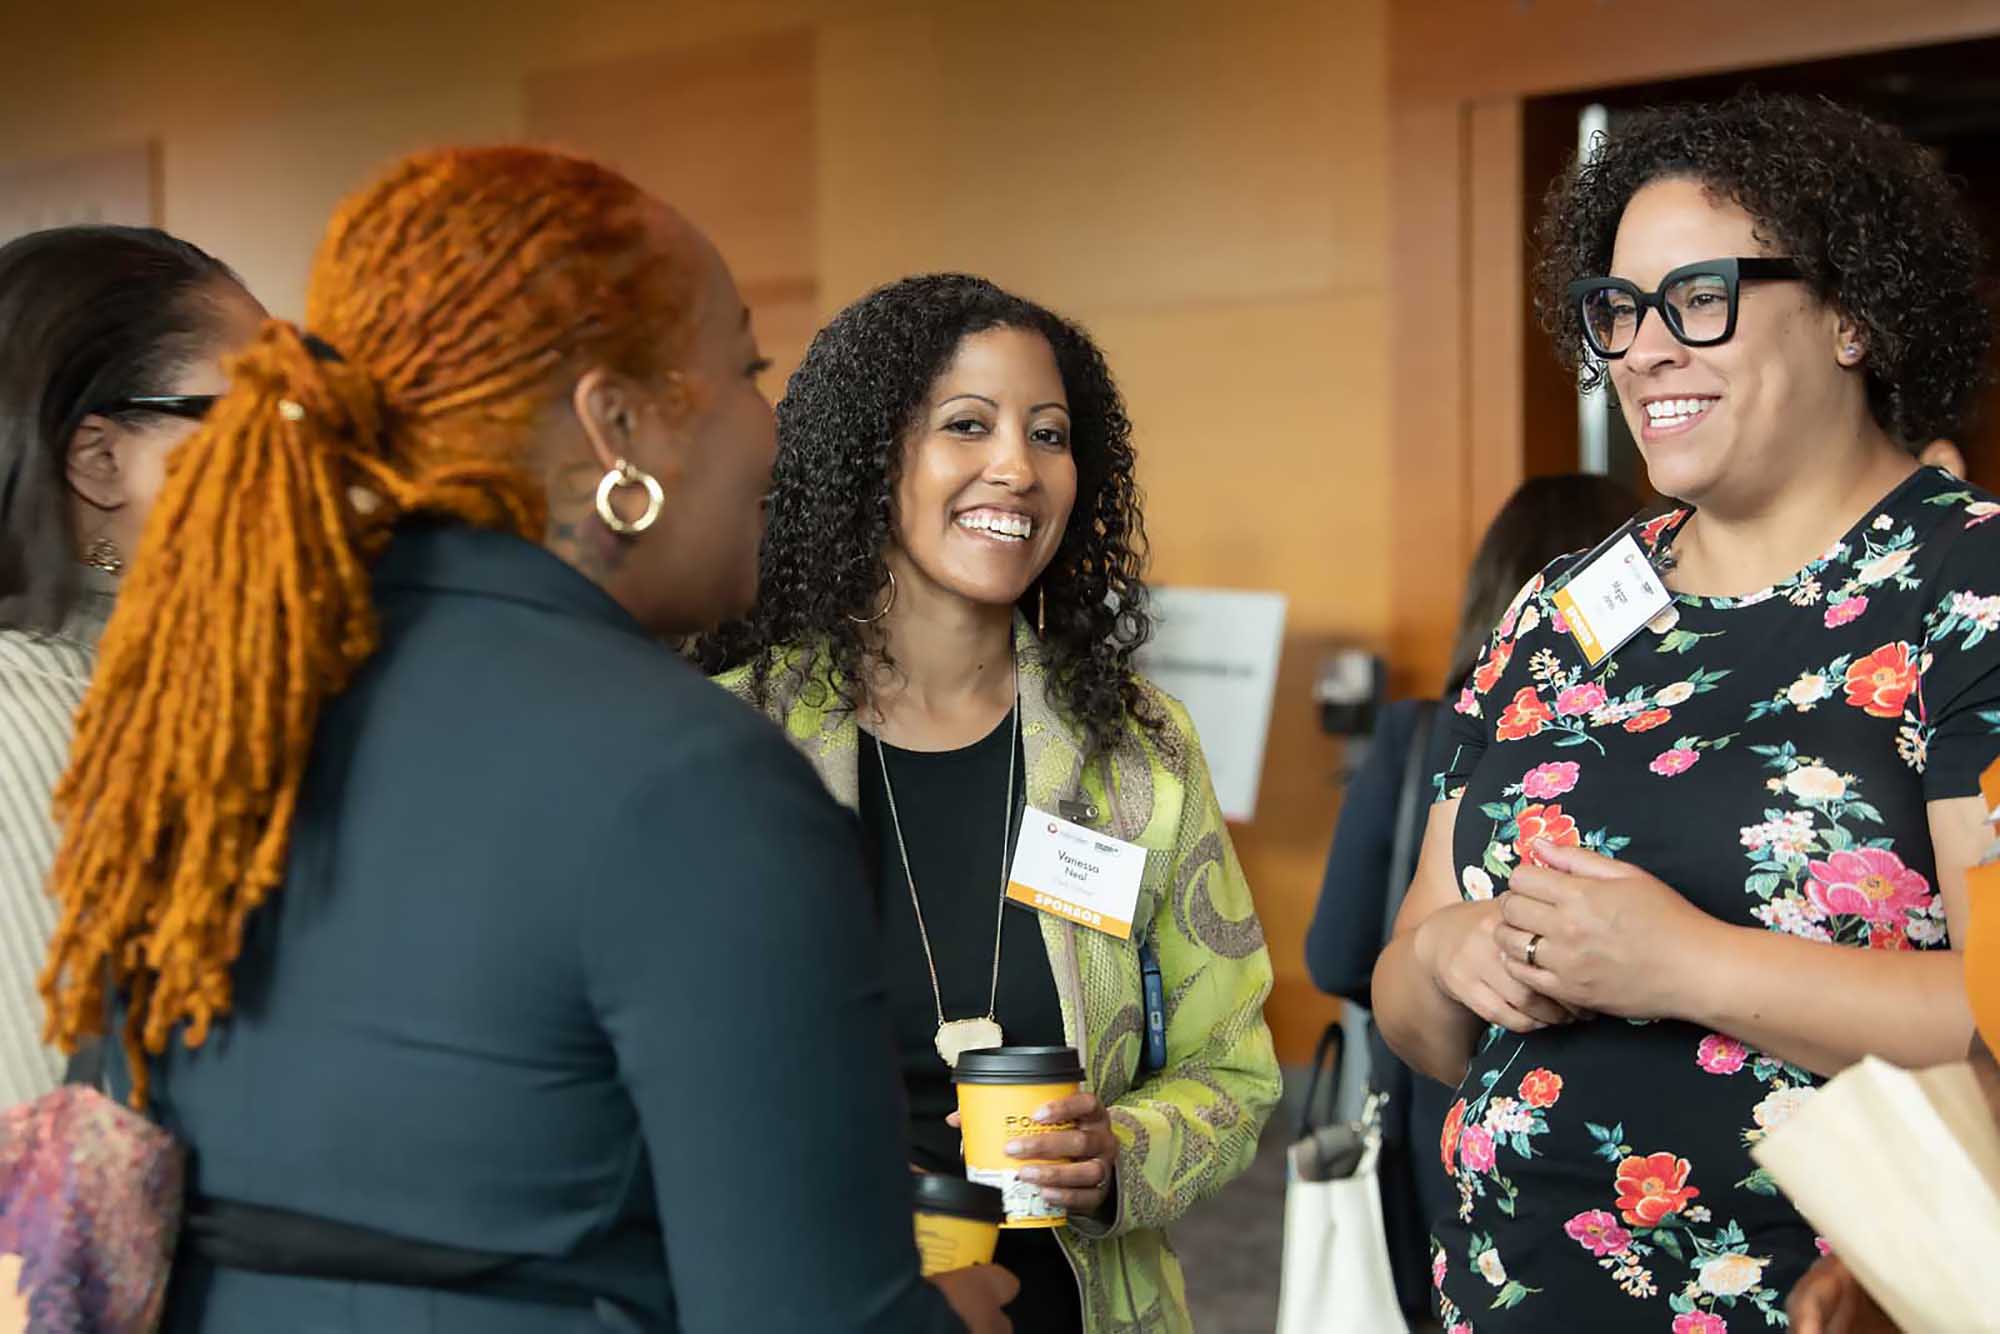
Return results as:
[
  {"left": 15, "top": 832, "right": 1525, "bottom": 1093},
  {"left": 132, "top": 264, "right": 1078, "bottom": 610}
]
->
[{"left": 1752, "top": 1056, "right": 2000, "bottom": 1333}]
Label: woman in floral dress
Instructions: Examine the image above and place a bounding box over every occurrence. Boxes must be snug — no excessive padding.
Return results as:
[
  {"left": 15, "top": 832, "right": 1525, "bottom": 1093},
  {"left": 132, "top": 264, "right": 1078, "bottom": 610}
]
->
[{"left": 1373, "top": 92, "right": 2000, "bottom": 1332}]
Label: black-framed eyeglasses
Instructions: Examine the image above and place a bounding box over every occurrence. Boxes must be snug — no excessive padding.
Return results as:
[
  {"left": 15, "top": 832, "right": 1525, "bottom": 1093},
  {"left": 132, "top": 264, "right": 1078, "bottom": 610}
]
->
[
  {"left": 89, "top": 394, "right": 218, "bottom": 422},
  {"left": 1566, "top": 257, "right": 1804, "bottom": 358}
]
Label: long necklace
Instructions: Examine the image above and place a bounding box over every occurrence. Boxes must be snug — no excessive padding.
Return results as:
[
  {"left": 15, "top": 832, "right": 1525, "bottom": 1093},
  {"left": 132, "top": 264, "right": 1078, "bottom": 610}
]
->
[{"left": 874, "top": 685, "right": 1021, "bottom": 1068}]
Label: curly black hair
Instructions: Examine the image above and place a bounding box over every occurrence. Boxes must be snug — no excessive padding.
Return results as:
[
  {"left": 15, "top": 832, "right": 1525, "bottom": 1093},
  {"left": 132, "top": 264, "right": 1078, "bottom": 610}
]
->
[
  {"left": 1535, "top": 91, "right": 1990, "bottom": 446},
  {"left": 693, "top": 273, "right": 1155, "bottom": 757}
]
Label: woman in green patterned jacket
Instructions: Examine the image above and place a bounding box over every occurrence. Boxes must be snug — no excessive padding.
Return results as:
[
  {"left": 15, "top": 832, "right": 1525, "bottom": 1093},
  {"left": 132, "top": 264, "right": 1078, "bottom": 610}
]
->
[{"left": 694, "top": 274, "right": 1279, "bottom": 1332}]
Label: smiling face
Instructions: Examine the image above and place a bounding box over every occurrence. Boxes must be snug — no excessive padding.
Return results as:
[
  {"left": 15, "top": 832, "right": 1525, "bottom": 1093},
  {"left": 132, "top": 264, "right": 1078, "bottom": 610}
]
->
[
  {"left": 886, "top": 324, "right": 1078, "bottom": 612},
  {"left": 1605, "top": 177, "right": 1860, "bottom": 510}
]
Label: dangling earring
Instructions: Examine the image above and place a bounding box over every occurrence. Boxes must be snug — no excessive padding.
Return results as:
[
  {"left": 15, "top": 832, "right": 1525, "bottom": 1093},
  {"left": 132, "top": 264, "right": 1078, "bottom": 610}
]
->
[
  {"left": 594, "top": 459, "right": 665, "bottom": 536},
  {"left": 1037, "top": 586, "right": 1046, "bottom": 638},
  {"left": 82, "top": 536, "right": 123, "bottom": 575},
  {"left": 847, "top": 569, "right": 897, "bottom": 625}
]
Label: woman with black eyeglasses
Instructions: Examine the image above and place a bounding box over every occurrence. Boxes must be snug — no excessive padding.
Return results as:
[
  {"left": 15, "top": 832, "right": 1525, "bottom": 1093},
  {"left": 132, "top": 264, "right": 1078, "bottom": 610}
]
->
[
  {"left": 0, "top": 225, "right": 262, "bottom": 1104},
  {"left": 1372, "top": 92, "right": 2000, "bottom": 1331}
]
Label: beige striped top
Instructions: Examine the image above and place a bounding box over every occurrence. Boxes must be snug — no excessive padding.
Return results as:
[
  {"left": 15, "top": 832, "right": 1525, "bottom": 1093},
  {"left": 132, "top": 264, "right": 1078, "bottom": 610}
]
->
[{"left": 0, "top": 572, "right": 114, "bottom": 1106}]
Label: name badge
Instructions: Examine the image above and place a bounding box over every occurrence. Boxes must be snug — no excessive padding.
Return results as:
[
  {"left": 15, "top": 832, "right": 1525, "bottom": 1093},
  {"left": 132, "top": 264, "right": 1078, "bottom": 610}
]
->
[
  {"left": 1548, "top": 531, "right": 1674, "bottom": 667},
  {"left": 1007, "top": 810, "right": 1146, "bottom": 939}
]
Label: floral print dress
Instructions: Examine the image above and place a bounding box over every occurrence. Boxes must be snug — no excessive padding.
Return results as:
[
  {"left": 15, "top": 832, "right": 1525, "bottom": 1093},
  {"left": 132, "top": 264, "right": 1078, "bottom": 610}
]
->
[{"left": 1430, "top": 467, "right": 2000, "bottom": 1333}]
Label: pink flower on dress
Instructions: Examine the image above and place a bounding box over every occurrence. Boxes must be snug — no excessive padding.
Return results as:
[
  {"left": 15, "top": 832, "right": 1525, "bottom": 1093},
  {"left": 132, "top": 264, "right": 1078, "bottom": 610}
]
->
[
  {"left": 1672, "top": 1314, "right": 1727, "bottom": 1334},
  {"left": 1824, "top": 596, "right": 1868, "bottom": 628},
  {"left": 1449, "top": 1325, "right": 1473, "bottom": 1334},
  {"left": 1456, "top": 685, "right": 1478, "bottom": 716},
  {"left": 1650, "top": 747, "right": 1700, "bottom": 777},
  {"left": 1697, "top": 1034, "right": 1748, "bottom": 1075},
  {"left": 1805, "top": 847, "right": 1932, "bottom": 925},
  {"left": 1816, "top": 1237, "right": 1833, "bottom": 1256},
  {"left": 1457, "top": 1124, "right": 1496, "bottom": 1174},
  {"left": 1556, "top": 682, "right": 1608, "bottom": 717},
  {"left": 1522, "top": 761, "right": 1581, "bottom": 800},
  {"left": 1433, "top": 1249, "right": 1448, "bottom": 1290},
  {"left": 1564, "top": 1209, "right": 1631, "bottom": 1257}
]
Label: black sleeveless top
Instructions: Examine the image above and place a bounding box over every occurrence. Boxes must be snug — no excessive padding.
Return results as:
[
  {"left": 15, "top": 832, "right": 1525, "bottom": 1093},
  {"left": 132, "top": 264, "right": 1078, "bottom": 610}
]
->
[{"left": 859, "top": 712, "right": 1082, "bottom": 1333}]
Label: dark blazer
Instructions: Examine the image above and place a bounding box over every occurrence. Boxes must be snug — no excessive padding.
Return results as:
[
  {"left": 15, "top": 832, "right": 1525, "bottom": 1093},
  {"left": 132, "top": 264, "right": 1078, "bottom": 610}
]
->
[
  {"left": 143, "top": 525, "right": 959, "bottom": 1334},
  {"left": 1304, "top": 696, "right": 1455, "bottom": 1317},
  {"left": 1305, "top": 697, "right": 1446, "bottom": 1005}
]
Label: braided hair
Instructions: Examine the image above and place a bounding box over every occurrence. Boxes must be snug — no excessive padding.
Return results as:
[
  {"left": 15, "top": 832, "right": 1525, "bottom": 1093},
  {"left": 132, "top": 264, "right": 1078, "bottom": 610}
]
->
[{"left": 41, "top": 147, "right": 697, "bottom": 1102}]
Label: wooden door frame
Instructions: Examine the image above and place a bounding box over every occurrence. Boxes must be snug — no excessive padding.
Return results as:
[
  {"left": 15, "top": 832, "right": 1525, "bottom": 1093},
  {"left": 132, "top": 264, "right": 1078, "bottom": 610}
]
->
[{"left": 1387, "top": 0, "right": 2000, "bottom": 694}]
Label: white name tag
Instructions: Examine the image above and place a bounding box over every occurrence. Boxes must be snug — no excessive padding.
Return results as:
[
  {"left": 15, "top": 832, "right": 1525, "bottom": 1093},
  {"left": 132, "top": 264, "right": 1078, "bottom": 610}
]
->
[
  {"left": 1007, "top": 810, "right": 1146, "bottom": 939},
  {"left": 1549, "top": 532, "right": 1674, "bottom": 666}
]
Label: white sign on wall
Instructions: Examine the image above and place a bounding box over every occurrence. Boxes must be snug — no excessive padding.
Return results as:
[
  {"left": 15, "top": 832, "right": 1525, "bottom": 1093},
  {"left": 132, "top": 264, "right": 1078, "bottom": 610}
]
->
[
  {"left": 1133, "top": 586, "right": 1288, "bottom": 824},
  {"left": 0, "top": 143, "right": 156, "bottom": 247}
]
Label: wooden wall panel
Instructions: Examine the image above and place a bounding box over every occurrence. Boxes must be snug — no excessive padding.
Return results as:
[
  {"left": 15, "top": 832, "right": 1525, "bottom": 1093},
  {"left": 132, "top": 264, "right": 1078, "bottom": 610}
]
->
[
  {"left": 525, "top": 29, "right": 818, "bottom": 399},
  {"left": 816, "top": 0, "right": 1382, "bottom": 311},
  {"left": 0, "top": 142, "right": 156, "bottom": 244},
  {"left": 1387, "top": 100, "right": 1472, "bottom": 698},
  {"left": 1467, "top": 98, "right": 1527, "bottom": 539}
]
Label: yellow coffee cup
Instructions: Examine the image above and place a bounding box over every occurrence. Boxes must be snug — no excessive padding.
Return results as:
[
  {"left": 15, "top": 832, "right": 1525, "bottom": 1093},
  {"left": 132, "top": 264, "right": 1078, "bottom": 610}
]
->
[
  {"left": 953, "top": 1045, "right": 1086, "bottom": 1229},
  {"left": 912, "top": 1172, "right": 1006, "bottom": 1276},
  {"left": 1966, "top": 860, "right": 2000, "bottom": 1057}
]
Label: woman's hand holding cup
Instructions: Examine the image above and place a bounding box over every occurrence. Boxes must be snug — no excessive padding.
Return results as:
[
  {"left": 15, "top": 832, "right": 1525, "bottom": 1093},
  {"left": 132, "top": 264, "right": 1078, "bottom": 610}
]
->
[
  {"left": 946, "top": 1089, "right": 1119, "bottom": 1217},
  {"left": 1006, "top": 1091, "right": 1117, "bottom": 1216}
]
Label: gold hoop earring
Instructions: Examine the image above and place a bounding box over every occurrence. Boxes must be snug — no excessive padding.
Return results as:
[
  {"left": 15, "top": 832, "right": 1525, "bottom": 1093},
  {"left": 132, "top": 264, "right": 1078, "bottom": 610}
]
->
[
  {"left": 594, "top": 459, "right": 665, "bottom": 536},
  {"left": 847, "top": 569, "right": 897, "bottom": 624},
  {"left": 82, "top": 536, "right": 123, "bottom": 575}
]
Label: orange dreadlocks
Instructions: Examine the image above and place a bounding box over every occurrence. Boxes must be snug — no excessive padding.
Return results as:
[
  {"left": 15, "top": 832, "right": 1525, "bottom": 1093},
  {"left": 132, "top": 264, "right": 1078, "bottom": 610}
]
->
[{"left": 41, "top": 147, "right": 694, "bottom": 1104}]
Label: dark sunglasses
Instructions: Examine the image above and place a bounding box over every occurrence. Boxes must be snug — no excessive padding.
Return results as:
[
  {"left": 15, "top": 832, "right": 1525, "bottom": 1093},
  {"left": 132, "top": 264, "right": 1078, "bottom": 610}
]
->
[
  {"left": 90, "top": 394, "right": 218, "bottom": 422},
  {"left": 1566, "top": 257, "right": 1805, "bottom": 358}
]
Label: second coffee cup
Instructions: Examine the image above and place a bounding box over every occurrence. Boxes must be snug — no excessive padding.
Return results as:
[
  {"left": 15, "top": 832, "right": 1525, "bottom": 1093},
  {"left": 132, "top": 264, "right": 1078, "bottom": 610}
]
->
[
  {"left": 953, "top": 1045, "right": 1087, "bottom": 1228},
  {"left": 912, "top": 1173, "right": 1005, "bottom": 1275}
]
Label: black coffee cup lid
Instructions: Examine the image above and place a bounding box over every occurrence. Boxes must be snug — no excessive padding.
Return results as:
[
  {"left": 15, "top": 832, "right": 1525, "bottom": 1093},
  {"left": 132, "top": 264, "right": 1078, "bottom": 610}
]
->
[
  {"left": 911, "top": 1173, "right": 1005, "bottom": 1223},
  {"left": 952, "top": 1045, "right": 1086, "bottom": 1085}
]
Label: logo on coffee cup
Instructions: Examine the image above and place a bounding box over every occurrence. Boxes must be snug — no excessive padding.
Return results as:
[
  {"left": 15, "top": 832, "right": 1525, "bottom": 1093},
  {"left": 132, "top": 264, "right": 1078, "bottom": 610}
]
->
[{"left": 1004, "top": 1113, "right": 1076, "bottom": 1131}]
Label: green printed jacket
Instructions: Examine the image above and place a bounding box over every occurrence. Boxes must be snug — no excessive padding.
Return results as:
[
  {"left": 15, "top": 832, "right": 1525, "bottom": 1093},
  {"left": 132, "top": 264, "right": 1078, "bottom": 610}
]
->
[{"left": 718, "top": 621, "right": 1280, "bottom": 1332}]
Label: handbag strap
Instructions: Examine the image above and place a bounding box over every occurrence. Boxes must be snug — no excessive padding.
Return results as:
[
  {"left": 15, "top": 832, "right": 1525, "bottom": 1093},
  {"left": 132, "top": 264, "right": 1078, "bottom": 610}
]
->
[
  {"left": 1295, "top": 1018, "right": 1345, "bottom": 1141},
  {"left": 1381, "top": 703, "right": 1439, "bottom": 950}
]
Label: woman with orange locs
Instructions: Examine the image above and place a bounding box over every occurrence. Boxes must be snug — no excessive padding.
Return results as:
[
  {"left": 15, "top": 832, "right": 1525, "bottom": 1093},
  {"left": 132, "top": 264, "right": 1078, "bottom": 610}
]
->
[{"left": 40, "top": 148, "right": 1010, "bottom": 1333}]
